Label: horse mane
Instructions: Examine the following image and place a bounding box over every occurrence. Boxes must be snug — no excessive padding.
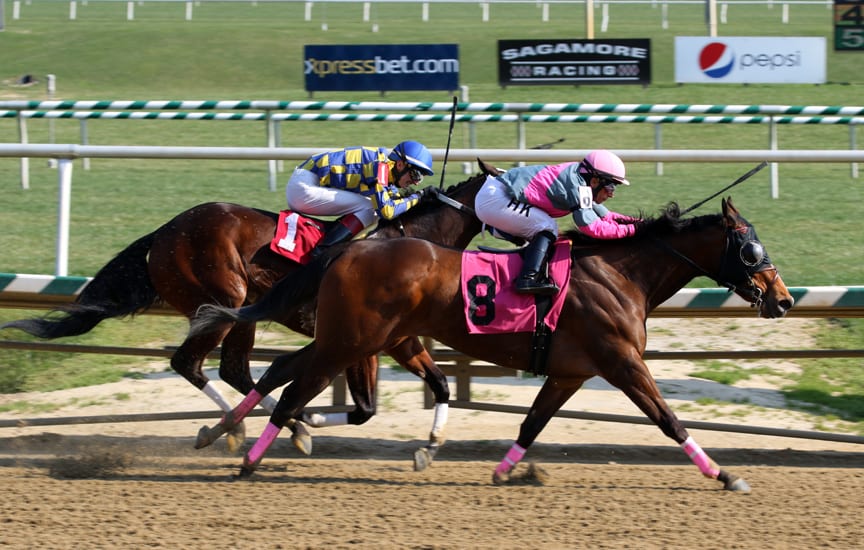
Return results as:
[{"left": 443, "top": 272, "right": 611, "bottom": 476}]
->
[
  {"left": 373, "top": 173, "right": 484, "bottom": 232},
  {"left": 562, "top": 202, "right": 724, "bottom": 246}
]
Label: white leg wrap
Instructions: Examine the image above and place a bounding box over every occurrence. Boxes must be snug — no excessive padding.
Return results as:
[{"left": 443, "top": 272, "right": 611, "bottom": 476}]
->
[
  {"left": 431, "top": 403, "right": 449, "bottom": 437},
  {"left": 303, "top": 411, "right": 349, "bottom": 427},
  {"left": 259, "top": 394, "right": 279, "bottom": 414},
  {"left": 202, "top": 381, "right": 233, "bottom": 413}
]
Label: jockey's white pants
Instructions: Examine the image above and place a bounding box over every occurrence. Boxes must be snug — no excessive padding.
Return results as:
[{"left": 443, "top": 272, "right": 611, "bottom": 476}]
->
[
  {"left": 285, "top": 168, "right": 378, "bottom": 228},
  {"left": 474, "top": 175, "right": 559, "bottom": 240}
]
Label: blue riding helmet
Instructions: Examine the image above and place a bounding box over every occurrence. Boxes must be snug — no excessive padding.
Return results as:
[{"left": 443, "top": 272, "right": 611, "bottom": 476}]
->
[{"left": 389, "top": 140, "right": 434, "bottom": 176}]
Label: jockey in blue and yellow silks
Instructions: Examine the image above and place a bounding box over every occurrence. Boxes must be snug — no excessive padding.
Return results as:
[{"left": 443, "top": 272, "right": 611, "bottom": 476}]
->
[{"left": 285, "top": 141, "right": 435, "bottom": 257}]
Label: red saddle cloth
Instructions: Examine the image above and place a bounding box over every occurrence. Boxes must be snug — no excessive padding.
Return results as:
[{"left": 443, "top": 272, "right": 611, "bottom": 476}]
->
[
  {"left": 269, "top": 211, "right": 326, "bottom": 265},
  {"left": 460, "top": 240, "right": 571, "bottom": 334}
]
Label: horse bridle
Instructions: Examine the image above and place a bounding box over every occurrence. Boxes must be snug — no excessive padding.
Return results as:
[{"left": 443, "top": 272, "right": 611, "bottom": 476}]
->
[{"left": 653, "top": 224, "right": 778, "bottom": 309}]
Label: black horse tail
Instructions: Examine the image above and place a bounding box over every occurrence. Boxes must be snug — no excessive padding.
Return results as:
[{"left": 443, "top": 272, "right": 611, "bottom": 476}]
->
[
  {"left": 1, "top": 233, "right": 159, "bottom": 339},
  {"left": 190, "top": 253, "right": 332, "bottom": 337}
]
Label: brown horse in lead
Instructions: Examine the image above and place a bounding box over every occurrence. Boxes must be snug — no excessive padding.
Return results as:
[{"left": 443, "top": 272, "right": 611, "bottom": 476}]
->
[
  {"left": 2, "top": 170, "right": 488, "bottom": 454},
  {"left": 192, "top": 197, "right": 794, "bottom": 490}
]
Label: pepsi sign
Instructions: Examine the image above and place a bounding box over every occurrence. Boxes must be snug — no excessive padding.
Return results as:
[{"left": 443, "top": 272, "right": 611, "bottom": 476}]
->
[{"left": 675, "top": 37, "right": 825, "bottom": 84}]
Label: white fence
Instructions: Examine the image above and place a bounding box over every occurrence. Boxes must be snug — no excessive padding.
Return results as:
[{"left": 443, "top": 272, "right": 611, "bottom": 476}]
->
[{"left": 4, "top": 100, "right": 863, "bottom": 194}]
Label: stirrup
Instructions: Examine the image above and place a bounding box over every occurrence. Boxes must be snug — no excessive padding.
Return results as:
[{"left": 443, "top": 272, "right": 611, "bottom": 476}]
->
[{"left": 514, "top": 276, "right": 559, "bottom": 296}]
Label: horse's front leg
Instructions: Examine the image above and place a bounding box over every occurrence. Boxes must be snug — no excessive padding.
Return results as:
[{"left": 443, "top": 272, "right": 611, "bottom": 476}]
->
[
  {"left": 385, "top": 337, "right": 451, "bottom": 471},
  {"left": 606, "top": 358, "right": 751, "bottom": 493},
  {"left": 492, "top": 376, "right": 582, "bottom": 484}
]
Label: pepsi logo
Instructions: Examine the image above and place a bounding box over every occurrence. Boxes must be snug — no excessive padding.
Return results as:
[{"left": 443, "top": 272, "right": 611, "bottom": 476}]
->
[{"left": 699, "top": 42, "right": 735, "bottom": 78}]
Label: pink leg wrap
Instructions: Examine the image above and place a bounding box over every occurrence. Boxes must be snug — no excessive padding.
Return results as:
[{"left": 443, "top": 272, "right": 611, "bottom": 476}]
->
[
  {"left": 224, "top": 389, "right": 263, "bottom": 424},
  {"left": 494, "top": 443, "right": 526, "bottom": 476},
  {"left": 246, "top": 422, "right": 282, "bottom": 465},
  {"left": 681, "top": 436, "right": 720, "bottom": 478}
]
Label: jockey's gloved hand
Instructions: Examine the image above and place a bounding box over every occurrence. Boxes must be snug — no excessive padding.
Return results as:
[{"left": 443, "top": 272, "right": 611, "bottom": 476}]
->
[{"left": 419, "top": 186, "right": 438, "bottom": 201}]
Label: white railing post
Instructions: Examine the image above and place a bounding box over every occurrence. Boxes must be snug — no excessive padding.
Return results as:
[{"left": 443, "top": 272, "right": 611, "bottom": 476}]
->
[
  {"left": 422, "top": 2, "right": 428, "bottom": 21},
  {"left": 851, "top": 124, "right": 859, "bottom": 179},
  {"left": 127, "top": 1, "right": 134, "bottom": 20},
  {"left": 481, "top": 2, "right": 489, "bottom": 22},
  {"left": 186, "top": 1, "right": 193, "bottom": 21},
  {"left": 769, "top": 117, "right": 779, "bottom": 198},
  {"left": 69, "top": 1, "right": 76, "bottom": 20},
  {"left": 80, "top": 120, "right": 90, "bottom": 170},
  {"left": 305, "top": 1, "right": 312, "bottom": 21},
  {"left": 266, "top": 111, "right": 278, "bottom": 192},
  {"left": 56, "top": 159, "right": 73, "bottom": 277},
  {"left": 17, "top": 114, "right": 29, "bottom": 190},
  {"left": 654, "top": 123, "right": 663, "bottom": 176},
  {"left": 13, "top": 0, "right": 20, "bottom": 20}
]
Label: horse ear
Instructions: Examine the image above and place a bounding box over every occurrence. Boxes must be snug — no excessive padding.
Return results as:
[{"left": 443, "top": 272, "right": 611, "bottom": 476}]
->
[
  {"left": 722, "top": 196, "right": 741, "bottom": 227},
  {"left": 477, "top": 158, "right": 504, "bottom": 176}
]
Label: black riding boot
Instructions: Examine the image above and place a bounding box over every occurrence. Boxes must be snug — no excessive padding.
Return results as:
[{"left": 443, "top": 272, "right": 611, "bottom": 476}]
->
[
  {"left": 514, "top": 231, "right": 559, "bottom": 296},
  {"left": 310, "top": 214, "right": 363, "bottom": 259}
]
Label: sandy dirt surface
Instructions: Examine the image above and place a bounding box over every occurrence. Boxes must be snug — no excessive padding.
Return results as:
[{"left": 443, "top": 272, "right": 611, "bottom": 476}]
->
[{"left": 1, "top": 317, "right": 862, "bottom": 549}]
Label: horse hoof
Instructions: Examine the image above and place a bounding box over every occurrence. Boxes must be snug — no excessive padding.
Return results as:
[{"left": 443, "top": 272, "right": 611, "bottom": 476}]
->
[
  {"left": 290, "top": 421, "right": 313, "bottom": 456},
  {"left": 226, "top": 421, "right": 247, "bottom": 453},
  {"left": 718, "top": 469, "right": 752, "bottom": 493},
  {"left": 233, "top": 465, "right": 256, "bottom": 480},
  {"left": 724, "top": 476, "right": 751, "bottom": 493},
  {"left": 414, "top": 448, "right": 433, "bottom": 472},
  {"left": 195, "top": 424, "right": 220, "bottom": 449},
  {"left": 492, "top": 471, "right": 510, "bottom": 485}
]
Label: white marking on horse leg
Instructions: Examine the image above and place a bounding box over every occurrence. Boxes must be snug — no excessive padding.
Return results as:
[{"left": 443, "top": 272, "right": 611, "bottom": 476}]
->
[
  {"left": 202, "top": 381, "right": 233, "bottom": 412},
  {"left": 430, "top": 402, "right": 449, "bottom": 440},
  {"left": 259, "top": 394, "right": 278, "bottom": 414},
  {"left": 303, "top": 411, "right": 349, "bottom": 427}
]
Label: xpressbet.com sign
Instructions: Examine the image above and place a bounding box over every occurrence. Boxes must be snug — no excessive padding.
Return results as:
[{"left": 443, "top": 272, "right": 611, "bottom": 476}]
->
[{"left": 304, "top": 44, "right": 459, "bottom": 92}]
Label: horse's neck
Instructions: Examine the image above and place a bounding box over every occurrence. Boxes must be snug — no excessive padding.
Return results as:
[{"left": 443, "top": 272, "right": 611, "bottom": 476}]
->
[
  {"left": 619, "top": 229, "right": 725, "bottom": 312},
  {"left": 373, "top": 177, "right": 483, "bottom": 248}
]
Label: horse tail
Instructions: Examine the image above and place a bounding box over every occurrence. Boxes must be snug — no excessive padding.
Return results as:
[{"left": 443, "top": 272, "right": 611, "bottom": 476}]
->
[
  {"left": 190, "top": 254, "right": 332, "bottom": 337},
  {"left": 1, "top": 233, "right": 160, "bottom": 339}
]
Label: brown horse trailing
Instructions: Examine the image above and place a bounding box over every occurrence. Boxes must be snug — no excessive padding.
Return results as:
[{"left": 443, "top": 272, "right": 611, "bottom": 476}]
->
[
  {"left": 1, "top": 167, "right": 490, "bottom": 456},
  {"left": 191, "top": 198, "right": 794, "bottom": 490}
]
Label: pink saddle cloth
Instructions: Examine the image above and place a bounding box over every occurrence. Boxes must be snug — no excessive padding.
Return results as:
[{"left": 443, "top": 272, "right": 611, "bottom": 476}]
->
[
  {"left": 460, "top": 240, "right": 571, "bottom": 334},
  {"left": 269, "top": 211, "right": 326, "bottom": 265}
]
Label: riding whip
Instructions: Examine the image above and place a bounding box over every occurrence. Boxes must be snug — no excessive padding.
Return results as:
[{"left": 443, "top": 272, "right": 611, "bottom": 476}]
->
[
  {"left": 438, "top": 96, "right": 458, "bottom": 191},
  {"left": 681, "top": 161, "right": 768, "bottom": 215}
]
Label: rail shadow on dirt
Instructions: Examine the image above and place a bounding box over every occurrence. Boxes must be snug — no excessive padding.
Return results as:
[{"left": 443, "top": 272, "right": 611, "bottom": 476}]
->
[{"left": 1, "top": 433, "right": 861, "bottom": 469}]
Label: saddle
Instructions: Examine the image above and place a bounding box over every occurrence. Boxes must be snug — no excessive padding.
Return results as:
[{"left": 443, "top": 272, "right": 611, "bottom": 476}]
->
[
  {"left": 269, "top": 211, "right": 327, "bottom": 265},
  {"left": 460, "top": 240, "right": 571, "bottom": 375}
]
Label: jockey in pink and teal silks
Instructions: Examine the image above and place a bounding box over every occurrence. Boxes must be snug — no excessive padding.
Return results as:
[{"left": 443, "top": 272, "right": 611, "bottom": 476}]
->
[{"left": 474, "top": 149, "right": 639, "bottom": 295}]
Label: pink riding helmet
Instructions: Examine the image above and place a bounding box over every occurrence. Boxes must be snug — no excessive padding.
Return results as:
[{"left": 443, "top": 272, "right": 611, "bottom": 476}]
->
[{"left": 578, "top": 149, "right": 630, "bottom": 186}]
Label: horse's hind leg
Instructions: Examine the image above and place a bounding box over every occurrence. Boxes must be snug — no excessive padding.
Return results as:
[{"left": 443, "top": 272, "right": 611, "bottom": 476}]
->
[
  {"left": 384, "top": 337, "right": 451, "bottom": 471},
  {"left": 219, "top": 321, "right": 279, "bottom": 413},
  {"left": 240, "top": 344, "right": 345, "bottom": 476},
  {"left": 606, "top": 359, "right": 751, "bottom": 493},
  {"left": 195, "top": 346, "right": 309, "bottom": 450},
  {"left": 301, "top": 356, "right": 379, "bottom": 428},
  {"left": 493, "top": 376, "right": 582, "bottom": 484}
]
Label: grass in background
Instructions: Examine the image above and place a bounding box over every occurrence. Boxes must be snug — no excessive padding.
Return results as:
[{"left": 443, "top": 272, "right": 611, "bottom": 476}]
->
[{"left": 0, "top": 4, "right": 861, "bottom": 431}]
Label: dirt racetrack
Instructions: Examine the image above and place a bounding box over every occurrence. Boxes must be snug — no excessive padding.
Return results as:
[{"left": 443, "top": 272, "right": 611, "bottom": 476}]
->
[
  {"left": 2, "top": 379, "right": 863, "bottom": 548},
  {"left": 0, "top": 431, "right": 862, "bottom": 550},
  {"left": 1, "top": 318, "right": 862, "bottom": 549}
]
